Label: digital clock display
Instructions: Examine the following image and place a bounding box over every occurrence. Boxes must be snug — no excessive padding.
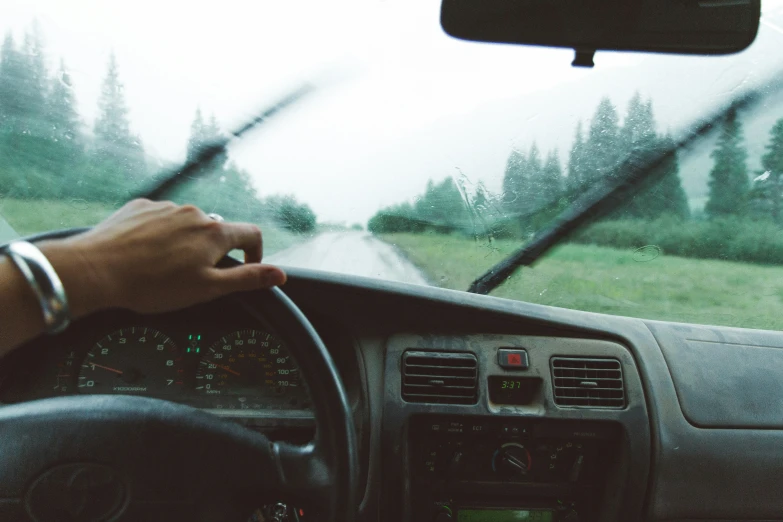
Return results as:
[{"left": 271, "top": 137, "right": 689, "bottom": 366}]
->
[{"left": 488, "top": 376, "right": 541, "bottom": 405}]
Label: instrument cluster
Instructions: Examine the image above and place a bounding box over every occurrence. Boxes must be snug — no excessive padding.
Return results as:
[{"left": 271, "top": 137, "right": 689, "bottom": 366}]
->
[{"left": 0, "top": 302, "right": 312, "bottom": 415}]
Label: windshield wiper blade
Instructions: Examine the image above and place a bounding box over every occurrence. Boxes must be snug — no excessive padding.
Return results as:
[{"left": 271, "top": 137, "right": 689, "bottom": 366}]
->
[
  {"left": 134, "top": 83, "right": 316, "bottom": 201},
  {"left": 468, "top": 71, "right": 783, "bottom": 295}
]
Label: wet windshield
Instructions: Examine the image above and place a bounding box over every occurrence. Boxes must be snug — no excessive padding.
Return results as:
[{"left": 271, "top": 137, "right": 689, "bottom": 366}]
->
[{"left": 1, "top": 0, "right": 783, "bottom": 330}]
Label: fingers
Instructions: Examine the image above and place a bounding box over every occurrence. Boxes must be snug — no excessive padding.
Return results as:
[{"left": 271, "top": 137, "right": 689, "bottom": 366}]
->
[
  {"left": 218, "top": 222, "right": 264, "bottom": 263},
  {"left": 207, "top": 263, "right": 287, "bottom": 294}
]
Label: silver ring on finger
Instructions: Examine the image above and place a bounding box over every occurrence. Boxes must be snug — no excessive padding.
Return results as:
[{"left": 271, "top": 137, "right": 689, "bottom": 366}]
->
[{"left": 207, "top": 213, "right": 225, "bottom": 223}]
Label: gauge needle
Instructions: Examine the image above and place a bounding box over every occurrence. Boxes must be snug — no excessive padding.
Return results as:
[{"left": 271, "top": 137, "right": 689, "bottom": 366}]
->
[
  {"left": 208, "top": 362, "right": 240, "bottom": 377},
  {"left": 89, "top": 362, "right": 123, "bottom": 375}
]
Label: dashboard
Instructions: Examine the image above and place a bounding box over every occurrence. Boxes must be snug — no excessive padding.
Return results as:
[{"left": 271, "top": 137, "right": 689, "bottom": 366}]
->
[
  {"left": 0, "top": 298, "right": 314, "bottom": 418},
  {"left": 4, "top": 266, "right": 783, "bottom": 522}
]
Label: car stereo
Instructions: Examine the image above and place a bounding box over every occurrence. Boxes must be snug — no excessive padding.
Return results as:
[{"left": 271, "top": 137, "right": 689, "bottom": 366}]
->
[{"left": 408, "top": 415, "right": 621, "bottom": 522}]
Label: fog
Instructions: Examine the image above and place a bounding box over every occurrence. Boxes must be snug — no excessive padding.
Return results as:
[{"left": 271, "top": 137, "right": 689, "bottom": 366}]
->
[{"left": 2, "top": 0, "right": 783, "bottom": 223}]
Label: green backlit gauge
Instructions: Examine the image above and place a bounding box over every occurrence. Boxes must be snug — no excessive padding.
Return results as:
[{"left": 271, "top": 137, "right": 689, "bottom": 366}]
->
[
  {"left": 195, "top": 329, "right": 309, "bottom": 409},
  {"left": 78, "top": 327, "right": 184, "bottom": 396}
]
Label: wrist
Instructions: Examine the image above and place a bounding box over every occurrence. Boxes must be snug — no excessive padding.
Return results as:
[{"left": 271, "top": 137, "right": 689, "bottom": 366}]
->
[{"left": 38, "top": 239, "right": 112, "bottom": 319}]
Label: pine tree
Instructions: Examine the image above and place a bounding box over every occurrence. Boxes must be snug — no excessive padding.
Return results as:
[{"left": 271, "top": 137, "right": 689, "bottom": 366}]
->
[
  {"left": 527, "top": 143, "right": 542, "bottom": 175},
  {"left": 705, "top": 109, "right": 749, "bottom": 217},
  {"left": 20, "top": 24, "right": 48, "bottom": 134},
  {"left": 186, "top": 108, "right": 205, "bottom": 162},
  {"left": 473, "top": 180, "right": 512, "bottom": 238},
  {"left": 186, "top": 110, "right": 225, "bottom": 169},
  {"left": 0, "top": 26, "right": 50, "bottom": 137},
  {"left": 204, "top": 113, "right": 221, "bottom": 142},
  {"left": 645, "top": 134, "right": 690, "bottom": 220},
  {"left": 566, "top": 121, "right": 586, "bottom": 194},
  {"left": 755, "top": 118, "right": 783, "bottom": 223},
  {"left": 502, "top": 149, "right": 526, "bottom": 211},
  {"left": 620, "top": 93, "right": 656, "bottom": 150},
  {"left": 519, "top": 143, "right": 542, "bottom": 213},
  {"left": 93, "top": 52, "right": 145, "bottom": 181},
  {"left": 584, "top": 97, "right": 621, "bottom": 184},
  {"left": 39, "top": 58, "right": 86, "bottom": 192},
  {"left": 47, "top": 59, "right": 81, "bottom": 147},
  {"left": 540, "top": 149, "right": 563, "bottom": 204},
  {"left": 414, "top": 177, "right": 470, "bottom": 232},
  {"left": 0, "top": 32, "right": 34, "bottom": 132},
  {"left": 0, "top": 27, "right": 66, "bottom": 197},
  {"left": 203, "top": 113, "right": 226, "bottom": 168},
  {"left": 600, "top": 94, "right": 690, "bottom": 220},
  {"left": 94, "top": 53, "right": 129, "bottom": 145}
]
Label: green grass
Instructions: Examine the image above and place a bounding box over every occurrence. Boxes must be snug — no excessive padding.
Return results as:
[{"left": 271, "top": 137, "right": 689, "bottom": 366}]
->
[
  {"left": 0, "top": 197, "right": 116, "bottom": 236},
  {"left": 0, "top": 198, "right": 301, "bottom": 256},
  {"left": 383, "top": 232, "right": 783, "bottom": 331}
]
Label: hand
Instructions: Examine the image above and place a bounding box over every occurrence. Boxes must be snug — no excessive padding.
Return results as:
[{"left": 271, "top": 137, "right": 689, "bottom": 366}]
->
[{"left": 39, "top": 199, "right": 286, "bottom": 316}]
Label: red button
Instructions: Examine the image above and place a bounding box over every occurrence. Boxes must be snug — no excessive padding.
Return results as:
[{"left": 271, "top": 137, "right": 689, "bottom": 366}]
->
[{"left": 498, "top": 349, "right": 529, "bottom": 370}]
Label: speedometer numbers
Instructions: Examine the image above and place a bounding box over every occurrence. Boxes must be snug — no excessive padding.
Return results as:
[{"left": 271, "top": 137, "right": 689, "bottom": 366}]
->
[
  {"left": 68, "top": 326, "right": 310, "bottom": 411},
  {"left": 196, "top": 329, "right": 308, "bottom": 409},
  {"left": 78, "top": 328, "right": 184, "bottom": 396}
]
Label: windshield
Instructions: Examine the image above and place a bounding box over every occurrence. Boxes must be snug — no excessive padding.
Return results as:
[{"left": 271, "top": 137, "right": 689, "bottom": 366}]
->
[{"left": 2, "top": 0, "right": 783, "bottom": 331}]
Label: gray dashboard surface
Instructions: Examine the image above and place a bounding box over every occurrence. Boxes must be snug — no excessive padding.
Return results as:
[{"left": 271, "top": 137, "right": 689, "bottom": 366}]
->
[
  {"left": 647, "top": 321, "right": 783, "bottom": 428},
  {"left": 279, "top": 268, "right": 783, "bottom": 522}
]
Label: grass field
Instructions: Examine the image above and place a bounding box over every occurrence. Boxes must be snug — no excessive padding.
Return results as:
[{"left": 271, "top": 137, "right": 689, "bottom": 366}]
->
[
  {"left": 0, "top": 198, "right": 302, "bottom": 255},
  {"left": 383, "top": 232, "right": 783, "bottom": 331}
]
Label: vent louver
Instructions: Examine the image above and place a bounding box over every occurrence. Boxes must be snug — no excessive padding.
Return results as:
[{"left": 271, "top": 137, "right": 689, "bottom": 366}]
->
[
  {"left": 551, "top": 357, "right": 625, "bottom": 408},
  {"left": 402, "top": 351, "right": 478, "bottom": 405}
]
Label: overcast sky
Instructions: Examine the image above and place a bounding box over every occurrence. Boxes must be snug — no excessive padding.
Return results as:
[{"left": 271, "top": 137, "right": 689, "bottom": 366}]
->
[{"left": 2, "top": 0, "right": 783, "bottom": 223}]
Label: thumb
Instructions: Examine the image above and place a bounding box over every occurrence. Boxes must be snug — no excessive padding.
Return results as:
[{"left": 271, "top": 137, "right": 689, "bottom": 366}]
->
[{"left": 208, "top": 263, "right": 287, "bottom": 294}]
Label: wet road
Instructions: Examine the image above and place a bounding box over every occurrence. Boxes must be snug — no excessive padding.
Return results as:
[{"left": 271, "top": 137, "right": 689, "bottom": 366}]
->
[{"left": 266, "top": 231, "right": 429, "bottom": 286}]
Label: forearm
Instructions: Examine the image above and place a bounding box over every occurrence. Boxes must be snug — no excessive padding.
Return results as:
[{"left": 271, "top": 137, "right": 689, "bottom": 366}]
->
[
  {"left": 0, "top": 240, "right": 102, "bottom": 358},
  {"left": 0, "top": 255, "right": 47, "bottom": 356}
]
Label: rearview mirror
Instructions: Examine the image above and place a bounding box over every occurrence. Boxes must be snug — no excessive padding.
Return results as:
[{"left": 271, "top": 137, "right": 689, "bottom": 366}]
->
[{"left": 441, "top": 0, "right": 761, "bottom": 66}]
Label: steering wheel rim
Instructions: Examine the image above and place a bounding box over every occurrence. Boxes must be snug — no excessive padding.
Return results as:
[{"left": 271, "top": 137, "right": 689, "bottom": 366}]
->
[{"left": 0, "top": 228, "right": 359, "bottom": 522}]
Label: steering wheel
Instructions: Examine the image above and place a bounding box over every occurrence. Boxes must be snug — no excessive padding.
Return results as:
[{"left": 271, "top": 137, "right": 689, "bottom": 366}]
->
[{"left": 0, "top": 229, "right": 359, "bottom": 522}]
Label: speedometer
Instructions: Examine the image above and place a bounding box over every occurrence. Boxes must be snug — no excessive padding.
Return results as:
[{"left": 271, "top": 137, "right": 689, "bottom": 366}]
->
[{"left": 196, "top": 329, "right": 308, "bottom": 409}]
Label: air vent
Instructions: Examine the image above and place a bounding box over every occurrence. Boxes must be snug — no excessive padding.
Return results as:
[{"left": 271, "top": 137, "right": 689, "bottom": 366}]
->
[
  {"left": 551, "top": 357, "right": 625, "bottom": 408},
  {"left": 402, "top": 351, "right": 478, "bottom": 405}
]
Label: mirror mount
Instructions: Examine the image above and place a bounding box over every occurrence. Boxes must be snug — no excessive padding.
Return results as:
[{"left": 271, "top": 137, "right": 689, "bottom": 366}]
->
[{"left": 572, "top": 49, "right": 596, "bottom": 68}]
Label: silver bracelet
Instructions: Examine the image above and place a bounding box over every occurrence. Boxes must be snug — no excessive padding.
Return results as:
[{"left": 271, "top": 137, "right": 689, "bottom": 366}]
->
[{"left": 1, "top": 241, "right": 70, "bottom": 334}]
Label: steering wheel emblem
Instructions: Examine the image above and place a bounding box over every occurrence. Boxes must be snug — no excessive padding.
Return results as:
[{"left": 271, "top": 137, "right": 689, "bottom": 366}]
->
[{"left": 25, "top": 463, "right": 128, "bottom": 522}]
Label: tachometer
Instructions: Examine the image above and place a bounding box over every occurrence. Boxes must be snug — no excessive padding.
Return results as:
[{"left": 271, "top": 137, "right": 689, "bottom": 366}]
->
[
  {"left": 78, "top": 327, "right": 184, "bottom": 395},
  {"left": 196, "top": 329, "right": 308, "bottom": 409}
]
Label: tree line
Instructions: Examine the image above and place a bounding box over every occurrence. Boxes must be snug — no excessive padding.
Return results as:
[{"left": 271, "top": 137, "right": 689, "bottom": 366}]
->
[
  {"left": 368, "top": 93, "right": 689, "bottom": 235},
  {"left": 368, "top": 91, "right": 783, "bottom": 264},
  {"left": 0, "top": 23, "right": 316, "bottom": 233}
]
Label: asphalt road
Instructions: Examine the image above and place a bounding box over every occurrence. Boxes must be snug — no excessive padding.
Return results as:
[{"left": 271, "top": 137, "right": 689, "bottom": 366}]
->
[{"left": 266, "top": 231, "right": 429, "bottom": 286}]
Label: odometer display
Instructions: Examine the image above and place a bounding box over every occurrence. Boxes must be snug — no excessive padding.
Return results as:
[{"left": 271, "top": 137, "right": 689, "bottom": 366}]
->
[{"left": 196, "top": 329, "right": 308, "bottom": 409}]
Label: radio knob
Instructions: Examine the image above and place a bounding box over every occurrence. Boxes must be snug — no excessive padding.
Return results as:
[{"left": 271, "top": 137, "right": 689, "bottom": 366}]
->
[
  {"left": 449, "top": 449, "right": 466, "bottom": 473},
  {"left": 433, "top": 506, "right": 453, "bottom": 522},
  {"left": 492, "top": 442, "right": 531, "bottom": 477}
]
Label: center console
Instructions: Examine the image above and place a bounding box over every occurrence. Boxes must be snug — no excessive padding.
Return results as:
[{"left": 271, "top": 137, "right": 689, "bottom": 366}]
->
[
  {"left": 381, "top": 334, "right": 650, "bottom": 522},
  {"left": 408, "top": 415, "right": 621, "bottom": 522}
]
